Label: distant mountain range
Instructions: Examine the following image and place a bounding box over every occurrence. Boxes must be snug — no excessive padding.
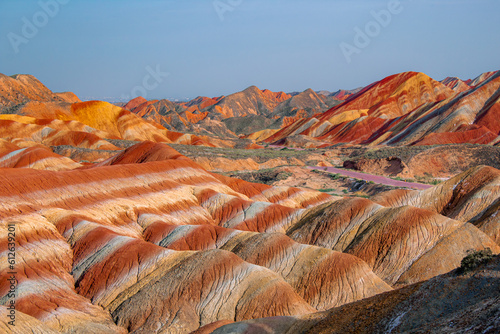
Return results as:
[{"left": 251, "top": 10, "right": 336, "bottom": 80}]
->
[
  {"left": 1, "top": 70, "right": 499, "bottom": 149},
  {"left": 121, "top": 85, "right": 343, "bottom": 138},
  {"left": 118, "top": 70, "right": 500, "bottom": 148},
  {"left": 259, "top": 70, "right": 500, "bottom": 147}
]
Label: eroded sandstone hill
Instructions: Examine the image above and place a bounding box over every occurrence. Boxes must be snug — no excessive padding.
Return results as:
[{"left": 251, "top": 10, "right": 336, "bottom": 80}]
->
[
  {"left": 260, "top": 71, "right": 500, "bottom": 148},
  {"left": 0, "top": 73, "right": 80, "bottom": 111},
  {"left": 123, "top": 85, "right": 340, "bottom": 138},
  {"left": 0, "top": 74, "right": 267, "bottom": 155},
  {"left": 0, "top": 141, "right": 499, "bottom": 333},
  {"left": 210, "top": 254, "right": 500, "bottom": 333},
  {"left": 1, "top": 72, "right": 500, "bottom": 333},
  {"left": 3, "top": 71, "right": 500, "bottom": 176}
]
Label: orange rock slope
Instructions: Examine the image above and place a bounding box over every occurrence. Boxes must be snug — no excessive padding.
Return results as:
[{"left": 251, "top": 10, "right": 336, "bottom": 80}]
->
[
  {"left": 0, "top": 142, "right": 331, "bottom": 333},
  {"left": 0, "top": 99, "right": 244, "bottom": 158},
  {"left": 211, "top": 254, "right": 500, "bottom": 333},
  {"left": 0, "top": 73, "right": 258, "bottom": 152},
  {"left": 122, "top": 86, "right": 292, "bottom": 137},
  {"left": 123, "top": 86, "right": 339, "bottom": 138},
  {"left": 0, "top": 73, "right": 80, "bottom": 111},
  {"left": 1, "top": 71, "right": 500, "bottom": 333},
  {"left": 260, "top": 71, "right": 500, "bottom": 147},
  {"left": 373, "top": 165, "right": 500, "bottom": 245},
  {"left": 1, "top": 141, "right": 499, "bottom": 333}
]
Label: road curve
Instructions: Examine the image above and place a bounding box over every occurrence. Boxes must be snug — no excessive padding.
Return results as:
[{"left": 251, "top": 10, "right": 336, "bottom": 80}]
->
[{"left": 307, "top": 166, "right": 433, "bottom": 190}]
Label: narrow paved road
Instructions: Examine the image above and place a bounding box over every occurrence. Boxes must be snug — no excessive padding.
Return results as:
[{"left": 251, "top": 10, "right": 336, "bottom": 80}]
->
[{"left": 307, "top": 166, "right": 432, "bottom": 190}]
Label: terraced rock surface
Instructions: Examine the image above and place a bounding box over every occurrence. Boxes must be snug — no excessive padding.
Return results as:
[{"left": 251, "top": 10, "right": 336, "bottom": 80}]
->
[
  {"left": 1, "top": 71, "right": 500, "bottom": 333},
  {"left": 125, "top": 85, "right": 340, "bottom": 138},
  {"left": 373, "top": 165, "right": 500, "bottom": 245},
  {"left": 1, "top": 142, "right": 498, "bottom": 333},
  {"left": 0, "top": 142, "right": 334, "bottom": 333},
  {"left": 211, "top": 254, "right": 500, "bottom": 333},
  {"left": 260, "top": 71, "right": 500, "bottom": 148},
  {"left": 0, "top": 73, "right": 80, "bottom": 112}
]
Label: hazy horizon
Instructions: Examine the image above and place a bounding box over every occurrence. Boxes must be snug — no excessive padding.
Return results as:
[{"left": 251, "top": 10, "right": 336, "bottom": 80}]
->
[{"left": 1, "top": 0, "right": 499, "bottom": 101}]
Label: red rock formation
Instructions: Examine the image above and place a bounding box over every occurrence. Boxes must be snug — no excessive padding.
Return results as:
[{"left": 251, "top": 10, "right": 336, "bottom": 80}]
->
[
  {"left": 324, "top": 72, "right": 454, "bottom": 119},
  {"left": 281, "top": 109, "right": 310, "bottom": 128},
  {"left": 95, "top": 141, "right": 189, "bottom": 166},
  {"left": 373, "top": 165, "right": 500, "bottom": 246},
  {"left": 184, "top": 96, "right": 223, "bottom": 110},
  {"left": 0, "top": 73, "right": 80, "bottom": 111},
  {"left": 205, "top": 86, "right": 291, "bottom": 118},
  {"left": 293, "top": 72, "right": 453, "bottom": 145},
  {"left": 316, "top": 116, "right": 387, "bottom": 144},
  {"left": 469, "top": 70, "right": 499, "bottom": 87},
  {"left": 413, "top": 124, "right": 497, "bottom": 145},
  {"left": 0, "top": 145, "right": 81, "bottom": 170},
  {"left": 329, "top": 87, "right": 362, "bottom": 100},
  {"left": 1, "top": 141, "right": 499, "bottom": 332},
  {"left": 260, "top": 71, "right": 500, "bottom": 147},
  {"left": 273, "top": 89, "right": 339, "bottom": 128},
  {"left": 213, "top": 255, "right": 500, "bottom": 333},
  {"left": 287, "top": 196, "right": 499, "bottom": 285},
  {"left": 185, "top": 109, "right": 209, "bottom": 124},
  {"left": 3, "top": 98, "right": 228, "bottom": 149},
  {"left": 388, "top": 71, "right": 500, "bottom": 146},
  {"left": 158, "top": 224, "right": 391, "bottom": 310},
  {"left": 3, "top": 71, "right": 500, "bottom": 333},
  {"left": 122, "top": 87, "right": 293, "bottom": 138},
  {"left": 474, "top": 85, "right": 500, "bottom": 135},
  {"left": 440, "top": 76, "right": 470, "bottom": 93},
  {"left": 123, "top": 96, "right": 149, "bottom": 111},
  {"left": 0, "top": 144, "right": 337, "bottom": 332}
]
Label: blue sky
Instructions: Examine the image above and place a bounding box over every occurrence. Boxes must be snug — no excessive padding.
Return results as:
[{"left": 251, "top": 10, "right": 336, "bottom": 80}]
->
[{"left": 1, "top": 0, "right": 499, "bottom": 101}]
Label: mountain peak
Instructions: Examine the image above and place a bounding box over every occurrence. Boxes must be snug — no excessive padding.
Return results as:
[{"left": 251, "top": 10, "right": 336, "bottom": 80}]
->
[
  {"left": 0, "top": 72, "right": 80, "bottom": 111},
  {"left": 243, "top": 85, "right": 261, "bottom": 93},
  {"left": 303, "top": 88, "right": 317, "bottom": 95},
  {"left": 124, "top": 96, "right": 148, "bottom": 111}
]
